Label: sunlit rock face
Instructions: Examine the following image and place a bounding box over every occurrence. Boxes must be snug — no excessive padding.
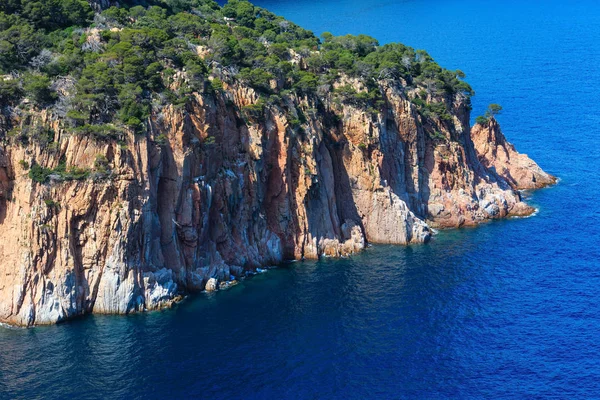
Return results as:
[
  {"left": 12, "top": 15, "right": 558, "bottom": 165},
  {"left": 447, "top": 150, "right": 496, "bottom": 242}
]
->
[
  {"left": 0, "top": 74, "right": 551, "bottom": 326},
  {"left": 472, "top": 118, "right": 557, "bottom": 190}
]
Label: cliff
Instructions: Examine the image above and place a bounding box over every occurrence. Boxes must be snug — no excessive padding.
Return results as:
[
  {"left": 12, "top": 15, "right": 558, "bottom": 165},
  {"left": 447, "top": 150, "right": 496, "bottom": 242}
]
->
[
  {"left": 0, "top": 0, "right": 554, "bottom": 326},
  {"left": 0, "top": 79, "right": 554, "bottom": 326},
  {"left": 471, "top": 118, "right": 557, "bottom": 190}
]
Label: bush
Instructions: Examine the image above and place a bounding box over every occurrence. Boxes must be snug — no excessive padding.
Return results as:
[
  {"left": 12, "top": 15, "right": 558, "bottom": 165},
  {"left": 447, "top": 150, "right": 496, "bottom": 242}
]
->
[
  {"left": 475, "top": 116, "right": 489, "bottom": 125},
  {"left": 0, "top": 79, "right": 24, "bottom": 105},
  {"left": 154, "top": 133, "right": 168, "bottom": 145},
  {"left": 23, "top": 74, "right": 57, "bottom": 106},
  {"left": 238, "top": 68, "right": 274, "bottom": 93},
  {"left": 2, "top": 0, "right": 94, "bottom": 32},
  {"left": 0, "top": 14, "right": 45, "bottom": 73},
  {"left": 73, "top": 124, "right": 123, "bottom": 140},
  {"left": 288, "top": 118, "right": 301, "bottom": 129},
  {"left": 65, "top": 166, "right": 90, "bottom": 180},
  {"left": 334, "top": 84, "right": 382, "bottom": 109},
  {"left": 210, "top": 77, "right": 223, "bottom": 92},
  {"left": 66, "top": 110, "right": 88, "bottom": 126},
  {"left": 28, "top": 163, "right": 52, "bottom": 183},
  {"left": 44, "top": 198, "right": 60, "bottom": 208},
  {"left": 429, "top": 130, "right": 446, "bottom": 141},
  {"left": 241, "top": 99, "right": 266, "bottom": 122},
  {"left": 293, "top": 71, "right": 318, "bottom": 94},
  {"left": 19, "top": 160, "right": 30, "bottom": 170},
  {"left": 94, "top": 154, "right": 109, "bottom": 171}
]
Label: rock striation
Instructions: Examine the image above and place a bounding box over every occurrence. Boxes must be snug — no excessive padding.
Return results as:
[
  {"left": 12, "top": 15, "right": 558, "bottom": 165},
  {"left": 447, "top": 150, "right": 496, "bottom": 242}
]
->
[{"left": 0, "top": 78, "right": 553, "bottom": 326}]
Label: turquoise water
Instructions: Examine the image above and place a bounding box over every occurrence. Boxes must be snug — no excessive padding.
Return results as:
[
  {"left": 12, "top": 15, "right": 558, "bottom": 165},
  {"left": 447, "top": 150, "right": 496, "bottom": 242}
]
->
[{"left": 2, "top": 1, "right": 600, "bottom": 398}]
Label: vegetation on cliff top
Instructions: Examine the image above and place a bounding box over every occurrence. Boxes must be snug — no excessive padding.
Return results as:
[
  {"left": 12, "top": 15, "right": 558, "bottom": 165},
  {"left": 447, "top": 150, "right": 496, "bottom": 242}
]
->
[
  {"left": 1, "top": 0, "right": 474, "bottom": 144},
  {"left": 475, "top": 103, "right": 502, "bottom": 126}
]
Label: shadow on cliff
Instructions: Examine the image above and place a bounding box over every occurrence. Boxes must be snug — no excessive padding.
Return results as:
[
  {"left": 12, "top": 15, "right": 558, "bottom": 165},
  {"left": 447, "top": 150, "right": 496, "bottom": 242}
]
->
[
  {"left": 377, "top": 97, "right": 433, "bottom": 225},
  {"left": 263, "top": 111, "right": 302, "bottom": 259},
  {"left": 263, "top": 104, "right": 366, "bottom": 258},
  {"left": 0, "top": 147, "right": 12, "bottom": 225},
  {"left": 322, "top": 110, "right": 367, "bottom": 243},
  {"left": 0, "top": 189, "right": 7, "bottom": 225}
]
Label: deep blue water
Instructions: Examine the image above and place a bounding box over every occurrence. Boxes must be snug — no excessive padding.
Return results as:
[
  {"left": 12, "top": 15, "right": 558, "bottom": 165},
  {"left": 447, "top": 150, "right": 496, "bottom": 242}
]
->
[{"left": 2, "top": 1, "right": 600, "bottom": 398}]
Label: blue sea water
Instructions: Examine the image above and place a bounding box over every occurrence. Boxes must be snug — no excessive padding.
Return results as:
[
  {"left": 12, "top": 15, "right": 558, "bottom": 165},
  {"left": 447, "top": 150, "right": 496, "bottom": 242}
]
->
[{"left": 2, "top": 1, "right": 600, "bottom": 398}]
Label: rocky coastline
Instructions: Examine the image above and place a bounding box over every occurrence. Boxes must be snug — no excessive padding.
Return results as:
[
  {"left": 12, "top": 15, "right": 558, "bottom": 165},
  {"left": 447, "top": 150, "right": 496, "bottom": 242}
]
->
[
  {"left": 0, "top": 0, "right": 555, "bottom": 326},
  {"left": 0, "top": 80, "right": 555, "bottom": 326}
]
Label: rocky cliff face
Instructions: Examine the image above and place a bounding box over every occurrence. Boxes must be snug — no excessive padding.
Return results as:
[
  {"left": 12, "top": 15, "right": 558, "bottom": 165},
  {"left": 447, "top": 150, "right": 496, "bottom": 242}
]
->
[
  {"left": 472, "top": 118, "right": 557, "bottom": 190},
  {"left": 0, "top": 79, "right": 552, "bottom": 326}
]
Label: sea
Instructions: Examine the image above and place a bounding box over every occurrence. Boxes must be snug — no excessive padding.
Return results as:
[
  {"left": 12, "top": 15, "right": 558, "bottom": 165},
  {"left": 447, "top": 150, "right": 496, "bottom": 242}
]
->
[{"left": 1, "top": 0, "right": 599, "bottom": 398}]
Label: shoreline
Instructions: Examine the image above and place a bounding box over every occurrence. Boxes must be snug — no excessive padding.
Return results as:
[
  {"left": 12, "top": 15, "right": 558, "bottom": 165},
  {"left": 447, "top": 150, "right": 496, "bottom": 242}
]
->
[{"left": 0, "top": 186, "right": 554, "bottom": 329}]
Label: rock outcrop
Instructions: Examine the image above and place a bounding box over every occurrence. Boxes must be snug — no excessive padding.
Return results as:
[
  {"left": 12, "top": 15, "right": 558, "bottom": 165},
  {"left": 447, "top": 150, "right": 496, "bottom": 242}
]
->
[
  {"left": 0, "top": 79, "right": 553, "bottom": 326},
  {"left": 472, "top": 118, "right": 557, "bottom": 190}
]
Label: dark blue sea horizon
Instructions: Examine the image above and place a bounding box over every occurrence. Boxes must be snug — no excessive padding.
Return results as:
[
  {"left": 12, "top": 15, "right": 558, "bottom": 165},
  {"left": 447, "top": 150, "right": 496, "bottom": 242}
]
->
[{"left": 2, "top": 1, "right": 600, "bottom": 398}]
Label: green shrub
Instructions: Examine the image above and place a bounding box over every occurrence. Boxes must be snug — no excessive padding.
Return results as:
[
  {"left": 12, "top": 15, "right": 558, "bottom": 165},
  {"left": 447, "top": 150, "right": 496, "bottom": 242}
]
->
[
  {"left": 66, "top": 110, "right": 88, "bottom": 126},
  {"left": 1, "top": 0, "right": 94, "bottom": 32},
  {"left": 475, "top": 116, "right": 489, "bottom": 125},
  {"left": 28, "top": 160, "right": 90, "bottom": 183},
  {"left": 23, "top": 74, "right": 57, "bottom": 106},
  {"left": 293, "top": 71, "right": 318, "bottom": 94},
  {"left": 241, "top": 99, "right": 266, "bottom": 121},
  {"left": 238, "top": 68, "right": 274, "bottom": 93},
  {"left": 429, "top": 130, "right": 446, "bottom": 141},
  {"left": 0, "top": 0, "right": 475, "bottom": 144},
  {"left": 0, "top": 79, "right": 24, "bottom": 104},
  {"left": 28, "top": 163, "right": 52, "bottom": 183},
  {"left": 155, "top": 134, "right": 168, "bottom": 145},
  {"left": 210, "top": 77, "right": 224, "bottom": 92},
  {"left": 65, "top": 166, "right": 90, "bottom": 180},
  {"left": 73, "top": 124, "right": 123, "bottom": 140},
  {"left": 94, "top": 154, "right": 109, "bottom": 172},
  {"left": 44, "top": 199, "right": 60, "bottom": 208}
]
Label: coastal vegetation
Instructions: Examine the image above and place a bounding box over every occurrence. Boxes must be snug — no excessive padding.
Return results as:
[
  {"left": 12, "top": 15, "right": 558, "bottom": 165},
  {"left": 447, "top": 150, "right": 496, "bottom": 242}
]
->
[
  {"left": 475, "top": 103, "right": 502, "bottom": 125},
  {"left": 1, "top": 0, "right": 475, "bottom": 153}
]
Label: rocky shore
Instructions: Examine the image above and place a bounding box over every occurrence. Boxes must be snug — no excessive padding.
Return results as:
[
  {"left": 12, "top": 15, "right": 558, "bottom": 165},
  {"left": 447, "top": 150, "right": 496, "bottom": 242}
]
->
[
  {"left": 0, "top": 0, "right": 555, "bottom": 326},
  {"left": 0, "top": 78, "right": 555, "bottom": 326}
]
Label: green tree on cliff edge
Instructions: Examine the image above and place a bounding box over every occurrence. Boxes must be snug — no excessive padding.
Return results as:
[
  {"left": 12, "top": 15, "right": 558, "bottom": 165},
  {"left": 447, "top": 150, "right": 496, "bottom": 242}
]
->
[{"left": 476, "top": 103, "right": 502, "bottom": 125}]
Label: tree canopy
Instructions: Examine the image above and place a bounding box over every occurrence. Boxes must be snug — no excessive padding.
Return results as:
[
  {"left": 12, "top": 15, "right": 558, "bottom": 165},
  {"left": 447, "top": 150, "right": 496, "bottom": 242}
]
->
[{"left": 0, "top": 0, "right": 475, "bottom": 141}]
